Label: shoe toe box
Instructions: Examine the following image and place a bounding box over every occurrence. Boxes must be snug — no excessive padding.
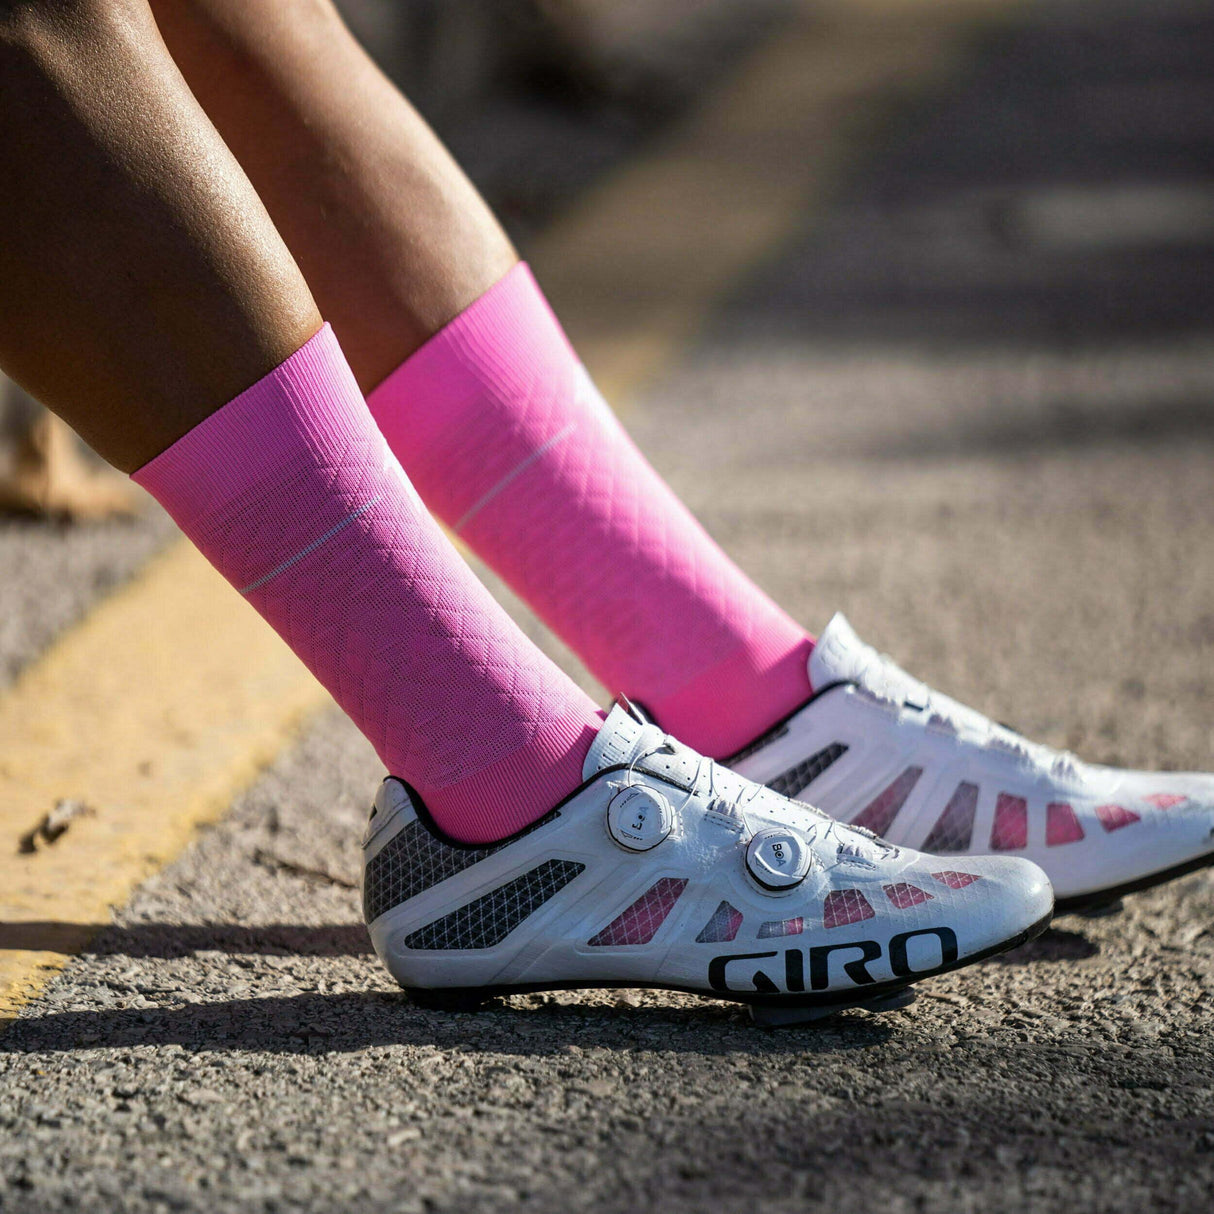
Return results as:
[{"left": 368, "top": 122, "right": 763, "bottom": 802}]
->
[{"left": 903, "top": 853, "right": 1054, "bottom": 954}]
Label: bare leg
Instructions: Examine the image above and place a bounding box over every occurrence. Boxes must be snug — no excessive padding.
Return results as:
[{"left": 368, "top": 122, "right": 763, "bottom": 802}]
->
[
  {"left": 149, "top": 0, "right": 517, "bottom": 393},
  {"left": 0, "top": 0, "right": 320, "bottom": 471}
]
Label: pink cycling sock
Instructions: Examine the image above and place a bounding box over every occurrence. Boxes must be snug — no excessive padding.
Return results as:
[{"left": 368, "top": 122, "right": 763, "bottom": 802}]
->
[
  {"left": 133, "top": 324, "right": 602, "bottom": 843},
  {"left": 368, "top": 263, "right": 814, "bottom": 758}
]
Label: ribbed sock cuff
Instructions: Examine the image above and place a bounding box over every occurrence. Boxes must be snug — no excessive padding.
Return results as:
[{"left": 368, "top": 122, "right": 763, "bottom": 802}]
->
[
  {"left": 649, "top": 633, "right": 815, "bottom": 759},
  {"left": 428, "top": 709, "right": 604, "bottom": 845}
]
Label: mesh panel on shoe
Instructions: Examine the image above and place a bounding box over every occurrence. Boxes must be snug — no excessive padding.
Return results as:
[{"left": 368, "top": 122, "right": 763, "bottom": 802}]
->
[
  {"left": 1046, "top": 801, "right": 1085, "bottom": 846},
  {"left": 823, "top": 889, "right": 875, "bottom": 929},
  {"left": 362, "top": 810, "right": 558, "bottom": 924},
  {"left": 931, "top": 870, "right": 982, "bottom": 889},
  {"left": 882, "top": 883, "right": 933, "bottom": 909},
  {"left": 695, "top": 901, "right": 744, "bottom": 944},
  {"left": 1146, "top": 793, "right": 1186, "bottom": 809},
  {"left": 852, "top": 767, "right": 923, "bottom": 837},
  {"left": 765, "top": 743, "right": 848, "bottom": 799},
  {"left": 757, "top": 916, "right": 804, "bottom": 939},
  {"left": 990, "top": 793, "right": 1028, "bottom": 851},
  {"left": 1095, "top": 803, "right": 1141, "bottom": 832},
  {"left": 588, "top": 877, "right": 688, "bottom": 946},
  {"left": 402, "top": 858, "right": 585, "bottom": 950},
  {"left": 922, "top": 781, "right": 979, "bottom": 853}
]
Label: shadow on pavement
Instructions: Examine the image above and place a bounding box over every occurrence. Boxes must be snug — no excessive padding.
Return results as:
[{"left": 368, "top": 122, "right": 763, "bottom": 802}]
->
[
  {"left": 0, "top": 919, "right": 1100, "bottom": 1058},
  {"left": 0, "top": 920, "right": 373, "bottom": 959},
  {"left": 0, "top": 991, "right": 897, "bottom": 1056},
  {"left": 988, "top": 926, "right": 1099, "bottom": 965}
]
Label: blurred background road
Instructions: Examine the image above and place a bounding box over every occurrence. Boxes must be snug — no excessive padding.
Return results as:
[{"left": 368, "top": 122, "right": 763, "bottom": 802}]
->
[{"left": 2, "top": 1, "right": 1214, "bottom": 1211}]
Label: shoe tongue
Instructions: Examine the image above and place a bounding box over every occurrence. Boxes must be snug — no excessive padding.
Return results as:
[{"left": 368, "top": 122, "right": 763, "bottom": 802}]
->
[
  {"left": 809, "top": 612, "right": 876, "bottom": 689},
  {"left": 809, "top": 612, "right": 928, "bottom": 707},
  {"left": 582, "top": 696, "right": 658, "bottom": 779}
]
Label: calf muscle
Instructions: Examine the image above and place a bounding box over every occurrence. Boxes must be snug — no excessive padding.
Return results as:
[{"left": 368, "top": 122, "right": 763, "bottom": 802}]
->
[{"left": 0, "top": 0, "right": 319, "bottom": 469}]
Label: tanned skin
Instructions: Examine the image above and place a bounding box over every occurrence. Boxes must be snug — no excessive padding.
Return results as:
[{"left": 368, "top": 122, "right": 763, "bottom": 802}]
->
[
  {"left": 0, "top": 0, "right": 321, "bottom": 471},
  {"left": 148, "top": 0, "right": 519, "bottom": 395},
  {"left": 0, "top": 0, "right": 515, "bottom": 478}
]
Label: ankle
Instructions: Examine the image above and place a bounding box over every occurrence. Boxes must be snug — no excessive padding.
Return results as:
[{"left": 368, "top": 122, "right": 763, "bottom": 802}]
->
[
  {"left": 423, "top": 709, "right": 603, "bottom": 845},
  {"left": 643, "top": 634, "right": 815, "bottom": 760}
]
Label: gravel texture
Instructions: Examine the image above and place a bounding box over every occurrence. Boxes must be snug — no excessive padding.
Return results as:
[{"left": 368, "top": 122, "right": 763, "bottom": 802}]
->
[{"left": 3, "top": 707, "right": 1213, "bottom": 1214}]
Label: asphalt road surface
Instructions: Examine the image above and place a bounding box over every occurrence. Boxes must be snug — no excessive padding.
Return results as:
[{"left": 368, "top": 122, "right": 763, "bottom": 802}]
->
[{"left": 3, "top": 2, "right": 1214, "bottom": 1211}]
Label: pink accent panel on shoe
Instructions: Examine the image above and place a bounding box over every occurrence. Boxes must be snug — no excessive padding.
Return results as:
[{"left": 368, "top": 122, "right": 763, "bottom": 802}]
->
[
  {"left": 852, "top": 767, "right": 923, "bottom": 837},
  {"left": 588, "top": 878, "right": 688, "bottom": 946},
  {"left": 1145, "top": 793, "right": 1187, "bottom": 809},
  {"left": 367, "top": 263, "right": 813, "bottom": 758},
  {"left": 882, "top": 883, "right": 933, "bottom": 909},
  {"left": 1095, "top": 803, "right": 1141, "bottom": 832},
  {"left": 823, "top": 889, "right": 875, "bottom": 929},
  {"left": 931, "top": 871, "right": 982, "bottom": 889},
  {"left": 133, "top": 325, "right": 602, "bottom": 843},
  {"left": 1045, "top": 801, "right": 1085, "bottom": 846},
  {"left": 990, "top": 793, "right": 1029, "bottom": 851},
  {"left": 922, "top": 780, "right": 979, "bottom": 853}
]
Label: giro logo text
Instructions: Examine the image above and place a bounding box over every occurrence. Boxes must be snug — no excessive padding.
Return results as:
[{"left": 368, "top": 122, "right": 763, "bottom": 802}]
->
[{"left": 707, "top": 926, "right": 959, "bottom": 994}]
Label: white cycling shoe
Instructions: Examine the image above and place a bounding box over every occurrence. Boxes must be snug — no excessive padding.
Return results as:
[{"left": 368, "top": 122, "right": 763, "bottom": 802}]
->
[
  {"left": 363, "top": 699, "right": 1052, "bottom": 1026},
  {"left": 729, "top": 613, "right": 1214, "bottom": 915}
]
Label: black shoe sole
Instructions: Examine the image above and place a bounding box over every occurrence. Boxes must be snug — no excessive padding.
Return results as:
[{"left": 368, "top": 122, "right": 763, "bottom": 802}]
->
[
  {"left": 401, "top": 908, "right": 1054, "bottom": 1028},
  {"left": 1055, "top": 847, "right": 1214, "bottom": 917}
]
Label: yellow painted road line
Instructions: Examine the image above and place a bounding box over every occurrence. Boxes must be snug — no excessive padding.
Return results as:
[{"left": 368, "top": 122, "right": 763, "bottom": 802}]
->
[
  {"left": 0, "top": 544, "right": 328, "bottom": 1019},
  {"left": 0, "top": 0, "right": 1025, "bottom": 1023}
]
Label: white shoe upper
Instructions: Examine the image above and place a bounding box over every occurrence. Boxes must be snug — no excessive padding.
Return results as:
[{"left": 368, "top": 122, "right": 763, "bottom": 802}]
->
[
  {"left": 731, "top": 614, "right": 1214, "bottom": 908},
  {"left": 363, "top": 700, "right": 1051, "bottom": 1006}
]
